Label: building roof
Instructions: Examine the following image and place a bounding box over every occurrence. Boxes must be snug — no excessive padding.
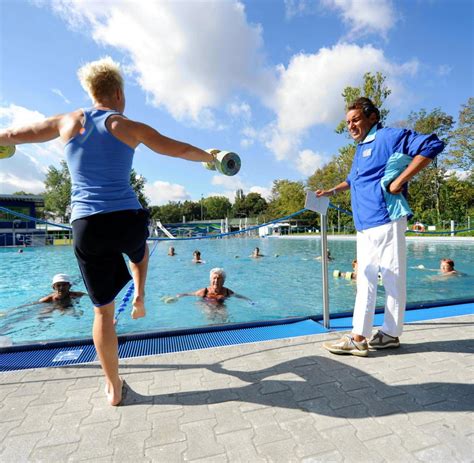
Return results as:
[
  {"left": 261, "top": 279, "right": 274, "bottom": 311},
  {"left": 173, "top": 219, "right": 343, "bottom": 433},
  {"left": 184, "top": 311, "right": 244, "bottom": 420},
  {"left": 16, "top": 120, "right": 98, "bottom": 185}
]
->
[{"left": 0, "top": 194, "right": 44, "bottom": 206}]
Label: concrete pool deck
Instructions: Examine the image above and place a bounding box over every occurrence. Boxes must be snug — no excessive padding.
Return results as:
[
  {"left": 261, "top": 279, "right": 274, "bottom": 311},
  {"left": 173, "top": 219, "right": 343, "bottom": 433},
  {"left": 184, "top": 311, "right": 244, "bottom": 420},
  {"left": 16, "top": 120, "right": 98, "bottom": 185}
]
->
[{"left": 0, "top": 313, "right": 473, "bottom": 462}]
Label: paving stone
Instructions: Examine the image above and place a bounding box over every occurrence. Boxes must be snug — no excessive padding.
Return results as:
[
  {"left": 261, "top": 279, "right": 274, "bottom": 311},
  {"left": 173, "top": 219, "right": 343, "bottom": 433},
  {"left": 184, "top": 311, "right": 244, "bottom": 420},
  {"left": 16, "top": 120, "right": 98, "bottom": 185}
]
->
[
  {"left": 256, "top": 438, "right": 298, "bottom": 462},
  {"left": 145, "top": 441, "right": 187, "bottom": 462},
  {"left": 0, "top": 419, "right": 22, "bottom": 442},
  {"left": 370, "top": 434, "right": 420, "bottom": 462},
  {"left": 145, "top": 410, "right": 186, "bottom": 448},
  {"left": 298, "top": 397, "right": 350, "bottom": 431},
  {"left": 216, "top": 428, "right": 266, "bottom": 462},
  {"left": 208, "top": 401, "right": 252, "bottom": 434},
  {"left": 110, "top": 429, "right": 151, "bottom": 460},
  {"left": 72, "top": 421, "right": 118, "bottom": 460},
  {"left": 413, "top": 444, "right": 460, "bottom": 462},
  {"left": 0, "top": 394, "right": 39, "bottom": 422},
  {"left": 244, "top": 407, "right": 292, "bottom": 446},
  {"left": 36, "top": 410, "right": 90, "bottom": 448},
  {"left": 321, "top": 425, "right": 384, "bottom": 462},
  {"left": 180, "top": 418, "right": 225, "bottom": 461},
  {"left": 280, "top": 417, "right": 337, "bottom": 458},
  {"left": 0, "top": 430, "right": 48, "bottom": 461},
  {"left": 9, "top": 401, "right": 64, "bottom": 435},
  {"left": 112, "top": 403, "right": 153, "bottom": 435},
  {"left": 301, "top": 449, "right": 344, "bottom": 462},
  {"left": 29, "top": 442, "right": 79, "bottom": 462}
]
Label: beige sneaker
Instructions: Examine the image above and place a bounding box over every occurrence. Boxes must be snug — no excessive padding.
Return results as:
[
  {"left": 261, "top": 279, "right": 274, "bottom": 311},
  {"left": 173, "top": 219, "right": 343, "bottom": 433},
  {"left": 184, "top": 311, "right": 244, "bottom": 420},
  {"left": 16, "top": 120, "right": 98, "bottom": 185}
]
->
[
  {"left": 323, "top": 334, "right": 368, "bottom": 357},
  {"left": 368, "top": 330, "right": 400, "bottom": 349}
]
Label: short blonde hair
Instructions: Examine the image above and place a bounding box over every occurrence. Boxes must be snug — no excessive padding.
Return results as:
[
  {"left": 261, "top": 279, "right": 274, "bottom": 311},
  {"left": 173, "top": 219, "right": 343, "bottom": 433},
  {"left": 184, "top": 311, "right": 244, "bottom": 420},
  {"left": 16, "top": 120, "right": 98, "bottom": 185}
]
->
[
  {"left": 78, "top": 57, "right": 124, "bottom": 102},
  {"left": 210, "top": 268, "right": 226, "bottom": 282}
]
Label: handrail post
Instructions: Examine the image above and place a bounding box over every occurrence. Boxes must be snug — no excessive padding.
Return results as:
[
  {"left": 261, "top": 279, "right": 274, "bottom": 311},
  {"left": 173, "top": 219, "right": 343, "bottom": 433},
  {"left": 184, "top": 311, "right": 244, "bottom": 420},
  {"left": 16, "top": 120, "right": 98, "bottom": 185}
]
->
[{"left": 320, "top": 212, "right": 330, "bottom": 329}]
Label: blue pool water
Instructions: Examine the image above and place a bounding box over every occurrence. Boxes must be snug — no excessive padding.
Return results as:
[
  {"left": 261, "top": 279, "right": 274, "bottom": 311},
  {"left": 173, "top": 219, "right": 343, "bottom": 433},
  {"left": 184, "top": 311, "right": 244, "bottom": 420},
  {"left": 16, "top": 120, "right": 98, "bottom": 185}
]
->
[{"left": 1, "top": 237, "right": 473, "bottom": 345}]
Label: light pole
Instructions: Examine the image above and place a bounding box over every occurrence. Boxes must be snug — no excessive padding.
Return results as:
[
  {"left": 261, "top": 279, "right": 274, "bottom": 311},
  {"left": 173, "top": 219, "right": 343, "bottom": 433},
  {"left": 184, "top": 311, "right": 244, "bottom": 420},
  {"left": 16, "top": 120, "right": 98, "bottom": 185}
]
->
[{"left": 200, "top": 194, "right": 204, "bottom": 221}]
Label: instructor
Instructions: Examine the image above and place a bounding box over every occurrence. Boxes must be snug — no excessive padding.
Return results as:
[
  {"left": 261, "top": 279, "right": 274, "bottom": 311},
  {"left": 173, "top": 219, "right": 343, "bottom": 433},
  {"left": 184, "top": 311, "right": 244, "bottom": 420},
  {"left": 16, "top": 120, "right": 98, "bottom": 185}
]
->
[
  {"left": 0, "top": 57, "right": 214, "bottom": 405},
  {"left": 317, "top": 97, "right": 444, "bottom": 356}
]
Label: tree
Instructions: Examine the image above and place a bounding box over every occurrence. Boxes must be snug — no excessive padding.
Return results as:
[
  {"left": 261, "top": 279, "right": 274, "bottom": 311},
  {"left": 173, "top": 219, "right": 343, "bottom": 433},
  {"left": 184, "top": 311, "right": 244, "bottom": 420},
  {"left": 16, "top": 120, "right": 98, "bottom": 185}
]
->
[
  {"left": 12, "top": 191, "right": 36, "bottom": 196},
  {"left": 130, "top": 169, "right": 150, "bottom": 208},
  {"left": 43, "top": 160, "right": 71, "bottom": 222},
  {"left": 242, "top": 192, "right": 268, "bottom": 218},
  {"left": 405, "top": 108, "right": 454, "bottom": 223},
  {"left": 182, "top": 200, "right": 201, "bottom": 221},
  {"left": 267, "top": 180, "right": 306, "bottom": 218},
  {"left": 447, "top": 97, "right": 474, "bottom": 172},
  {"left": 151, "top": 202, "right": 183, "bottom": 223},
  {"left": 202, "top": 196, "right": 232, "bottom": 219}
]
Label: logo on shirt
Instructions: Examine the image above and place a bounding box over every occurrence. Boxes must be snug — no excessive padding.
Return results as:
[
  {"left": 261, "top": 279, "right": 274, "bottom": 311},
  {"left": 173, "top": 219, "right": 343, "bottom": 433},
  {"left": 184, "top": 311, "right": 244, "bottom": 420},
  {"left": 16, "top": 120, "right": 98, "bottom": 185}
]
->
[{"left": 362, "top": 148, "right": 372, "bottom": 158}]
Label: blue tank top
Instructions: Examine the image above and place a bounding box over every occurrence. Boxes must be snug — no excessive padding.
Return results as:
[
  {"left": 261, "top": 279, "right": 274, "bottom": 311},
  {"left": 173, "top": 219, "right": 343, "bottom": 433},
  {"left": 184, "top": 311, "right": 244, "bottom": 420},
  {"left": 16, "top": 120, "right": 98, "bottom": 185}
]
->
[{"left": 65, "top": 108, "right": 141, "bottom": 222}]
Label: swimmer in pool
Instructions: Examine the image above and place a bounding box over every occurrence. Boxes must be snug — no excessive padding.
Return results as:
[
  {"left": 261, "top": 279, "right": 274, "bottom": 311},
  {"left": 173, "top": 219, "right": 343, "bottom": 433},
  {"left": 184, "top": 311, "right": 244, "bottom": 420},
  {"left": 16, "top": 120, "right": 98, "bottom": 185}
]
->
[
  {"left": 439, "top": 258, "right": 458, "bottom": 276},
  {"left": 192, "top": 250, "right": 205, "bottom": 264},
  {"left": 164, "top": 268, "right": 252, "bottom": 304},
  {"left": 251, "top": 247, "right": 263, "bottom": 258},
  {"left": 168, "top": 246, "right": 176, "bottom": 256},
  {"left": 39, "top": 274, "right": 86, "bottom": 306}
]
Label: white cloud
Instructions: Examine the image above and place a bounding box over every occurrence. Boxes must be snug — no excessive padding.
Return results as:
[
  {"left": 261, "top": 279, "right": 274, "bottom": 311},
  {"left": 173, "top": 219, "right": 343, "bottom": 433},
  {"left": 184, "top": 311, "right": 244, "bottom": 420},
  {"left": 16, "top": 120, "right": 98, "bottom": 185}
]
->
[
  {"left": 249, "top": 185, "right": 272, "bottom": 200},
  {"left": 284, "top": 0, "right": 318, "bottom": 19},
  {"left": 210, "top": 175, "right": 272, "bottom": 203},
  {"left": 0, "top": 104, "right": 65, "bottom": 193},
  {"left": 144, "top": 180, "right": 191, "bottom": 205},
  {"left": 51, "top": 88, "right": 71, "bottom": 104},
  {"left": 44, "top": 0, "right": 275, "bottom": 125},
  {"left": 321, "top": 0, "right": 396, "bottom": 37},
  {"left": 266, "top": 43, "right": 419, "bottom": 160},
  {"left": 211, "top": 174, "right": 246, "bottom": 191},
  {"left": 295, "top": 149, "right": 326, "bottom": 174},
  {"left": 445, "top": 169, "right": 470, "bottom": 181},
  {"left": 228, "top": 101, "right": 252, "bottom": 121}
]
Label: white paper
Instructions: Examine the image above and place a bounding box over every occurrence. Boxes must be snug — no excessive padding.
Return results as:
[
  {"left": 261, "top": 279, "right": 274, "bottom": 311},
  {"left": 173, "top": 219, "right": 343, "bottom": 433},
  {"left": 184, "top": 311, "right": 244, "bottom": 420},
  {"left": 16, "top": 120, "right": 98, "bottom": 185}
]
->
[{"left": 305, "top": 191, "right": 329, "bottom": 215}]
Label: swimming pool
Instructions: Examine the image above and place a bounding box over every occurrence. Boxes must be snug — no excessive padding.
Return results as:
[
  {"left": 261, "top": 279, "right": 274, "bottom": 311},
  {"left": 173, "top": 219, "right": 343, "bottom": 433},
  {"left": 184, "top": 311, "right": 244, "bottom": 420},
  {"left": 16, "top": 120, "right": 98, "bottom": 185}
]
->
[{"left": 1, "top": 237, "right": 473, "bottom": 345}]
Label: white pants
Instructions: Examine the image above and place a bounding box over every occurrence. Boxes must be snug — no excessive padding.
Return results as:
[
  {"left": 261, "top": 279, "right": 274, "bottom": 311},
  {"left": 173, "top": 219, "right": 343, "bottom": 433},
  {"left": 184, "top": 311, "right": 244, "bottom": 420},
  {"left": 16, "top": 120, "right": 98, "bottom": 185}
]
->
[{"left": 352, "top": 217, "right": 407, "bottom": 338}]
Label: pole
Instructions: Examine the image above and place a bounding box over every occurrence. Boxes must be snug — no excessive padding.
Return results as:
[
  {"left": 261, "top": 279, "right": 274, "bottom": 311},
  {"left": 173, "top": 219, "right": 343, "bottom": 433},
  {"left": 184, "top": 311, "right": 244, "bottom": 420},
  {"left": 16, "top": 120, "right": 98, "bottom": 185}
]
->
[
  {"left": 450, "top": 220, "right": 455, "bottom": 237},
  {"left": 320, "top": 212, "right": 330, "bottom": 329}
]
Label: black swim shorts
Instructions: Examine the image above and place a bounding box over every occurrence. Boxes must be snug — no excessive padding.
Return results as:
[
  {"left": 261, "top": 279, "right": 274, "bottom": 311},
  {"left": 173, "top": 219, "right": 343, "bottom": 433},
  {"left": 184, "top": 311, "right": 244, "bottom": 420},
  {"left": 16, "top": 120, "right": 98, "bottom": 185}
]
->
[{"left": 72, "top": 209, "right": 150, "bottom": 307}]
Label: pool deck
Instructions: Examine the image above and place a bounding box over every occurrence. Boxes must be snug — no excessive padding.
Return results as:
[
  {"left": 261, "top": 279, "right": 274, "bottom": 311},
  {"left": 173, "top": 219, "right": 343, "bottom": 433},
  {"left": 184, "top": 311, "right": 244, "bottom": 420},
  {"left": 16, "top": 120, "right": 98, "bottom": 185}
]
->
[{"left": 0, "top": 314, "right": 473, "bottom": 462}]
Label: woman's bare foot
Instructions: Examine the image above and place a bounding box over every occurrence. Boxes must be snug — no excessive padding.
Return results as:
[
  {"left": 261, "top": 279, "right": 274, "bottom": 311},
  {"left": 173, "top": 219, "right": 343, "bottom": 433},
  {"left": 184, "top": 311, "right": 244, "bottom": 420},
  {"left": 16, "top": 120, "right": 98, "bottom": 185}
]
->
[
  {"left": 131, "top": 296, "right": 146, "bottom": 319},
  {"left": 105, "top": 377, "right": 124, "bottom": 406}
]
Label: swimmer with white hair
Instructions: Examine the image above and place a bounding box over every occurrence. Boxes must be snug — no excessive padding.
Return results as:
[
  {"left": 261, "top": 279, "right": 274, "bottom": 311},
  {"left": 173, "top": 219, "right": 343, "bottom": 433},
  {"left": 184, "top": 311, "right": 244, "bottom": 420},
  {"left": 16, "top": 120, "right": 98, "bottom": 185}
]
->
[{"left": 164, "top": 267, "right": 252, "bottom": 304}]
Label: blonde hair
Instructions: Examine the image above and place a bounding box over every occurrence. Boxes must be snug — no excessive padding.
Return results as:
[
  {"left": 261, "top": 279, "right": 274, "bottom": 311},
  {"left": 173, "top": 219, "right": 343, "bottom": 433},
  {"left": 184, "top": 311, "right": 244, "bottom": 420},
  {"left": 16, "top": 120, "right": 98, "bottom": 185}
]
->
[{"left": 78, "top": 57, "right": 124, "bottom": 102}]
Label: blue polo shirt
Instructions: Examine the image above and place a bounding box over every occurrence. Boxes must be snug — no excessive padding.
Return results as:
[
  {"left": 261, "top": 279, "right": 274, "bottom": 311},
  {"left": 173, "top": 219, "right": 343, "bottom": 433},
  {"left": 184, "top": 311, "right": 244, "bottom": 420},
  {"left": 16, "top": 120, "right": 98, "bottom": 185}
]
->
[{"left": 346, "top": 123, "right": 444, "bottom": 232}]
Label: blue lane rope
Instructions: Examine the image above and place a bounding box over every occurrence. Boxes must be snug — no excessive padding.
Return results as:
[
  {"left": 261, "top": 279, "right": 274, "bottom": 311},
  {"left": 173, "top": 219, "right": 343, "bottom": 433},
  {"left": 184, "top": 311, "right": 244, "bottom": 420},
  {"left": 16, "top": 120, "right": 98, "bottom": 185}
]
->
[{"left": 114, "top": 239, "right": 159, "bottom": 323}]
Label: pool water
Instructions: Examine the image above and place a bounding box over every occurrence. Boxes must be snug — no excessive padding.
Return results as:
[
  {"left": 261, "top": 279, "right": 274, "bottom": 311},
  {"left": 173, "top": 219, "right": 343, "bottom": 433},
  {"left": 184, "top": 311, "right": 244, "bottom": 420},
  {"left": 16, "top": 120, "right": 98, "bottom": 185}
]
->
[{"left": 1, "top": 237, "right": 473, "bottom": 345}]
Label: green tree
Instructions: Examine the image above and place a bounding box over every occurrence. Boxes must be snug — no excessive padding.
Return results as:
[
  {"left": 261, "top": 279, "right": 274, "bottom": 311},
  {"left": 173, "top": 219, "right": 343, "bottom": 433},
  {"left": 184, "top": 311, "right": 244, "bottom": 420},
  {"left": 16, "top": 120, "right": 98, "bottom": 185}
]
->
[
  {"left": 12, "top": 191, "right": 36, "bottom": 196},
  {"left": 182, "top": 200, "right": 201, "bottom": 221},
  {"left": 447, "top": 97, "right": 474, "bottom": 172},
  {"left": 130, "top": 169, "right": 150, "bottom": 208},
  {"left": 405, "top": 108, "right": 454, "bottom": 224},
  {"left": 151, "top": 202, "right": 183, "bottom": 223},
  {"left": 202, "top": 196, "right": 232, "bottom": 219},
  {"left": 43, "top": 160, "right": 71, "bottom": 222},
  {"left": 242, "top": 192, "right": 268, "bottom": 218},
  {"left": 267, "top": 180, "right": 306, "bottom": 218}
]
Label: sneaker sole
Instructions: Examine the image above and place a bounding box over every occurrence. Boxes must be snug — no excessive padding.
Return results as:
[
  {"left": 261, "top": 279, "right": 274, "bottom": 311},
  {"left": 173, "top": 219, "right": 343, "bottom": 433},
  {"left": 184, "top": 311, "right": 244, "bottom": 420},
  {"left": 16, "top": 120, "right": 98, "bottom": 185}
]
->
[
  {"left": 368, "top": 343, "right": 400, "bottom": 350},
  {"left": 323, "top": 344, "right": 368, "bottom": 357}
]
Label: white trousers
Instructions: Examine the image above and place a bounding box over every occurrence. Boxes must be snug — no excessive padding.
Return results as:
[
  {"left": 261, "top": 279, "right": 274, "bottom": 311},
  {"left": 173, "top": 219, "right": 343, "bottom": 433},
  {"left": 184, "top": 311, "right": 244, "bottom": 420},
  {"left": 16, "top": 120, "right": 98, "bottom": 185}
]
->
[{"left": 352, "top": 217, "right": 407, "bottom": 338}]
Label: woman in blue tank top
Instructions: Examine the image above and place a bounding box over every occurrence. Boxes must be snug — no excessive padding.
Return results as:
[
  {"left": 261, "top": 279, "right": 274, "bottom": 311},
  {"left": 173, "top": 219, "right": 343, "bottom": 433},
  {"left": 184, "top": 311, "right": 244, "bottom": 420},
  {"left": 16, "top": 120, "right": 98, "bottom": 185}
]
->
[{"left": 0, "top": 57, "right": 215, "bottom": 406}]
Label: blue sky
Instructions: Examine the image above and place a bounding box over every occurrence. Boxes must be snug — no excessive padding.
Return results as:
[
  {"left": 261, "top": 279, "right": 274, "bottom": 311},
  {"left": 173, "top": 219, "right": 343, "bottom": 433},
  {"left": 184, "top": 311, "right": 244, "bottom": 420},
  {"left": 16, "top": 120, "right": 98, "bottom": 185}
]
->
[{"left": 0, "top": 0, "right": 472, "bottom": 205}]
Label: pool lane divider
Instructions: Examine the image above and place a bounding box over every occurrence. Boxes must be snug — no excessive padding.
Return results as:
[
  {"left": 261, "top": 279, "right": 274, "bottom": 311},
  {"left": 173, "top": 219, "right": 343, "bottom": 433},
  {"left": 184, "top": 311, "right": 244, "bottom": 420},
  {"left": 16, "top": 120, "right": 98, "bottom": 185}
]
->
[{"left": 1, "top": 298, "right": 472, "bottom": 372}]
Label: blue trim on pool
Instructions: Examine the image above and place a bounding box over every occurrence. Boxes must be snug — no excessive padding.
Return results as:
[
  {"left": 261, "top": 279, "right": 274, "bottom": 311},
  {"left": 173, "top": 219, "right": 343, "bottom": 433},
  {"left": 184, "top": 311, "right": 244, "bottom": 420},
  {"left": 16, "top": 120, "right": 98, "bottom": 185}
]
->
[{"left": 0, "top": 298, "right": 472, "bottom": 372}]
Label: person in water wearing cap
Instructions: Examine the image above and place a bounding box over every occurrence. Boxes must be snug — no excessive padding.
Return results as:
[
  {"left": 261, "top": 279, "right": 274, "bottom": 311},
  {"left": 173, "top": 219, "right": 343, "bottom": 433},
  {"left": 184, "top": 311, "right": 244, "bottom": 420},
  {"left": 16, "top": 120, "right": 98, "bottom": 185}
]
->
[
  {"left": 39, "top": 274, "right": 86, "bottom": 305},
  {"left": 163, "top": 268, "right": 252, "bottom": 305}
]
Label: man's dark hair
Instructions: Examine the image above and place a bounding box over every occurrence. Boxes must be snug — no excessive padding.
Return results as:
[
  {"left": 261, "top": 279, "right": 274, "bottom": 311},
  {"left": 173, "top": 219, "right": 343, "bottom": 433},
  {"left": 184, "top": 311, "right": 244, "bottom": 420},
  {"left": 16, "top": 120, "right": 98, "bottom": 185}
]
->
[{"left": 347, "top": 97, "right": 380, "bottom": 121}]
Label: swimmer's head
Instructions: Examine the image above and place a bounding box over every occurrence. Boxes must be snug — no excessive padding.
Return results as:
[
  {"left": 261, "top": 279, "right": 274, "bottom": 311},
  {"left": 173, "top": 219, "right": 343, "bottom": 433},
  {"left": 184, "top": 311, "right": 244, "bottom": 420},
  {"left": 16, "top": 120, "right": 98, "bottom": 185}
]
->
[
  {"left": 210, "top": 267, "right": 226, "bottom": 283},
  {"left": 440, "top": 258, "right": 455, "bottom": 273}
]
